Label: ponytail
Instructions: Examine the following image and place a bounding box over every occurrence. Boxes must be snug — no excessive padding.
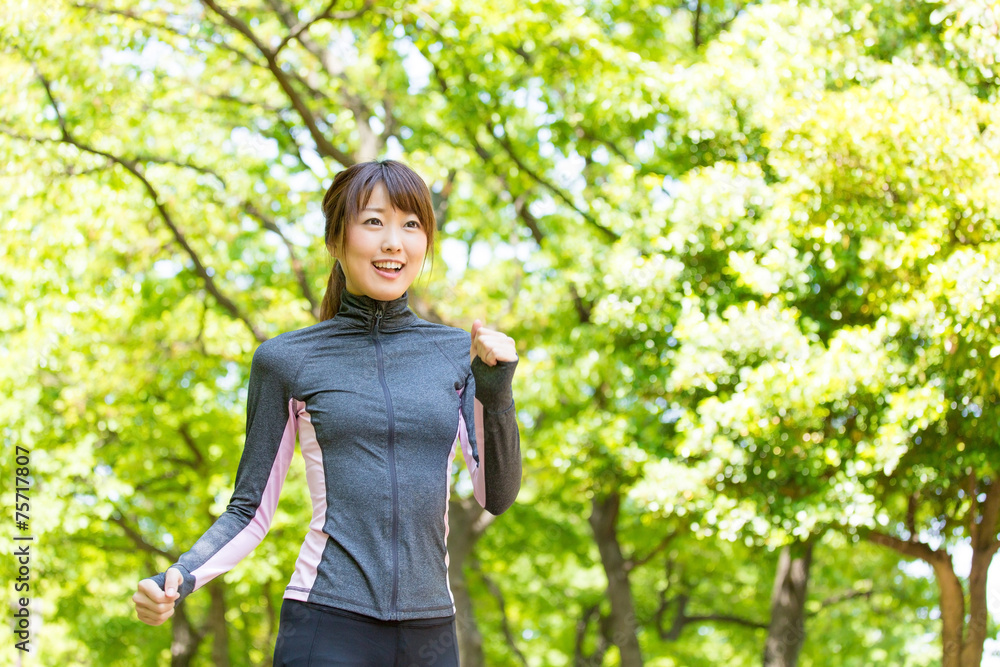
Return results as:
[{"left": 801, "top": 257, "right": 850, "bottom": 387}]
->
[{"left": 320, "top": 261, "right": 345, "bottom": 321}]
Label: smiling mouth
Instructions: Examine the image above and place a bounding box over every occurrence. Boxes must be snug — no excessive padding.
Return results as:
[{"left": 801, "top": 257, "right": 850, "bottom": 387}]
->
[{"left": 373, "top": 260, "right": 404, "bottom": 273}]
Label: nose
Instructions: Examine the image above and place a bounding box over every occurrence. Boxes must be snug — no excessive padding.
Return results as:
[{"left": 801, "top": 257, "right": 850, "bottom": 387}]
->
[{"left": 381, "top": 225, "right": 401, "bottom": 252}]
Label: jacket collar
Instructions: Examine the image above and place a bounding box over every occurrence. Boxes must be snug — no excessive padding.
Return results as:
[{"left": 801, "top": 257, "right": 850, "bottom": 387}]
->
[{"left": 334, "top": 264, "right": 417, "bottom": 331}]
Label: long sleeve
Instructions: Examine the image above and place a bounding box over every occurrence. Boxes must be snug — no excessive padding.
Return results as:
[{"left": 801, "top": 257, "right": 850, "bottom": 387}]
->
[
  {"left": 149, "top": 341, "right": 300, "bottom": 606},
  {"left": 457, "top": 357, "right": 521, "bottom": 515}
]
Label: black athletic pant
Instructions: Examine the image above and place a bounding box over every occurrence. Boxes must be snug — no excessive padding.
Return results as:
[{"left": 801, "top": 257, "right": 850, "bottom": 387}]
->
[{"left": 273, "top": 599, "right": 460, "bottom": 666}]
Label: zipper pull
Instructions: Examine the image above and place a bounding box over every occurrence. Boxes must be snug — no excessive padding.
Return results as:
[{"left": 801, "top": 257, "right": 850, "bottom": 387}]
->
[{"left": 373, "top": 304, "right": 384, "bottom": 333}]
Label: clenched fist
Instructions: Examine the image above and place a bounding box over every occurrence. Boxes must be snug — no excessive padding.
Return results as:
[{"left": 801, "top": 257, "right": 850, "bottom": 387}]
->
[
  {"left": 133, "top": 567, "right": 182, "bottom": 626},
  {"left": 470, "top": 319, "right": 517, "bottom": 367}
]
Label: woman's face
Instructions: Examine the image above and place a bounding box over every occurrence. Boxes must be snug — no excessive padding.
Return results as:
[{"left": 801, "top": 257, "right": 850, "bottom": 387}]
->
[{"left": 336, "top": 183, "right": 428, "bottom": 302}]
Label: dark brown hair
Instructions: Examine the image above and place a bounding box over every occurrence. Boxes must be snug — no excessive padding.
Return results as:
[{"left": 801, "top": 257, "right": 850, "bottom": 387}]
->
[{"left": 319, "top": 160, "right": 436, "bottom": 320}]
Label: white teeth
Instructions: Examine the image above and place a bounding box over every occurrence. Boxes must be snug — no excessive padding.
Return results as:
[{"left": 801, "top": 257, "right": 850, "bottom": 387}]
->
[{"left": 373, "top": 261, "right": 403, "bottom": 270}]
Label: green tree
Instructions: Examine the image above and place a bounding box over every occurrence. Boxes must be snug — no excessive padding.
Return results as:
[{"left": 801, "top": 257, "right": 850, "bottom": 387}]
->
[
  {"left": 3, "top": 1, "right": 995, "bottom": 666},
  {"left": 655, "top": 2, "right": 1000, "bottom": 665}
]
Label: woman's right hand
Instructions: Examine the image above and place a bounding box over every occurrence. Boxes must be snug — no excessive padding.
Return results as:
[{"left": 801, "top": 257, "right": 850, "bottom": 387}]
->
[{"left": 133, "top": 567, "right": 182, "bottom": 626}]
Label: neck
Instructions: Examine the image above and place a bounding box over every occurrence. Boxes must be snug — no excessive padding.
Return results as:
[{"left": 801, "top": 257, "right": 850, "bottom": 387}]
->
[{"left": 335, "top": 284, "right": 415, "bottom": 330}]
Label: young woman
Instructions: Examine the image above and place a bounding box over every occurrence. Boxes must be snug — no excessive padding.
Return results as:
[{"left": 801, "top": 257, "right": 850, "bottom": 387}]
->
[{"left": 132, "top": 160, "right": 521, "bottom": 665}]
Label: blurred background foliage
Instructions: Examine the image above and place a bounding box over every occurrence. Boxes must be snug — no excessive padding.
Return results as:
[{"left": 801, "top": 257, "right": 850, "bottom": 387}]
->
[{"left": 1, "top": 0, "right": 999, "bottom": 665}]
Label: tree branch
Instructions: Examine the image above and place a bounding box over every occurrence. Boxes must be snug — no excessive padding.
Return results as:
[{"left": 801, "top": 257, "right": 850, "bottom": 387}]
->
[
  {"left": 973, "top": 475, "right": 1000, "bottom": 551},
  {"left": 16, "top": 61, "right": 268, "bottom": 342},
  {"left": 417, "top": 97, "right": 546, "bottom": 251},
  {"left": 21, "top": 57, "right": 69, "bottom": 140},
  {"left": 72, "top": 2, "right": 188, "bottom": 37},
  {"left": 178, "top": 424, "right": 206, "bottom": 468},
  {"left": 569, "top": 285, "right": 592, "bottom": 325},
  {"left": 471, "top": 559, "right": 528, "bottom": 666},
  {"left": 199, "top": 0, "right": 353, "bottom": 166},
  {"left": 966, "top": 470, "right": 1000, "bottom": 653},
  {"left": 164, "top": 457, "right": 200, "bottom": 470},
  {"left": 432, "top": 169, "right": 456, "bottom": 230},
  {"left": 75, "top": 1, "right": 331, "bottom": 107},
  {"left": 109, "top": 509, "right": 176, "bottom": 561},
  {"left": 805, "top": 587, "right": 874, "bottom": 617},
  {"left": 55, "top": 163, "right": 114, "bottom": 179},
  {"left": 272, "top": 0, "right": 374, "bottom": 56},
  {"left": 577, "top": 124, "right": 633, "bottom": 166},
  {"left": 657, "top": 590, "right": 768, "bottom": 641},
  {"left": 626, "top": 529, "right": 678, "bottom": 571},
  {"left": 243, "top": 201, "right": 321, "bottom": 319},
  {"left": 268, "top": 0, "right": 374, "bottom": 28},
  {"left": 681, "top": 607, "right": 768, "bottom": 630},
  {"left": 574, "top": 603, "right": 610, "bottom": 667},
  {"left": 494, "top": 125, "right": 619, "bottom": 243},
  {"left": 424, "top": 41, "right": 618, "bottom": 243},
  {"left": 512, "top": 192, "right": 545, "bottom": 245},
  {"left": 274, "top": 113, "right": 313, "bottom": 168},
  {"left": 273, "top": 0, "right": 340, "bottom": 55},
  {"left": 716, "top": 2, "right": 751, "bottom": 35},
  {"left": 906, "top": 492, "right": 918, "bottom": 539},
  {"left": 209, "top": 91, "right": 288, "bottom": 113},
  {"left": 265, "top": 0, "right": 381, "bottom": 161},
  {"left": 866, "top": 529, "right": 942, "bottom": 564},
  {"left": 133, "top": 153, "right": 228, "bottom": 188},
  {"left": 125, "top": 161, "right": 267, "bottom": 341},
  {"left": 263, "top": 579, "right": 278, "bottom": 656},
  {"left": 471, "top": 501, "right": 497, "bottom": 537},
  {"left": 133, "top": 470, "right": 185, "bottom": 493},
  {"left": 657, "top": 591, "right": 688, "bottom": 641},
  {"left": 693, "top": 0, "right": 703, "bottom": 49},
  {"left": 380, "top": 94, "right": 399, "bottom": 143}
]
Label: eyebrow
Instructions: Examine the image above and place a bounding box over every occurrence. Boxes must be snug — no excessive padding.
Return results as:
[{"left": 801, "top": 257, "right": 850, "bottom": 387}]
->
[{"left": 361, "top": 207, "right": 419, "bottom": 218}]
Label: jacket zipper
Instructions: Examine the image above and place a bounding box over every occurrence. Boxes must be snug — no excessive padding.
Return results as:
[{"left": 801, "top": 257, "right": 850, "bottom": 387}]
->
[{"left": 371, "top": 304, "right": 400, "bottom": 617}]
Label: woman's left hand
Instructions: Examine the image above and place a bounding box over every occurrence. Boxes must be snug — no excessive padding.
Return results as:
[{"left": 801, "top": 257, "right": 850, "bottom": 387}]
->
[{"left": 470, "top": 319, "right": 518, "bottom": 366}]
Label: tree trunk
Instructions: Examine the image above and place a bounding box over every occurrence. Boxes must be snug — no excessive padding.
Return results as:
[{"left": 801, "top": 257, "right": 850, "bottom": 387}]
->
[
  {"left": 208, "top": 581, "right": 231, "bottom": 667},
  {"left": 762, "top": 542, "right": 813, "bottom": 667},
  {"left": 448, "top": 494, "right": 494, "bottom": 667},
  {"left": 574, "top": 603, "right": 610, "bottom": 667},
  {"left": 589, "top": 491, "right": 644, "bottom": 667},
  {"left": 693, "top": 0, "right": 703, "bottom": 49},
  {"left": 961, "top": 475, "right": 1000, "bottom": 667},
  {"left": 962, "top": 542, "right": 998, "bottom": 666},
  {"left": 260, "top": 579, "right": 277, "bottom": 667},
  {"left": 170, "top": 604, "right": 201, "bottom": 667},
  {"left": 452, "top": 565, "right": 484, "bottom": 667},
  {"left": 930, "top": 535, "right": 1000, "bottom": 667},
  {"left": 868, "top": 474, "right": 1000, "bottom": 667}
]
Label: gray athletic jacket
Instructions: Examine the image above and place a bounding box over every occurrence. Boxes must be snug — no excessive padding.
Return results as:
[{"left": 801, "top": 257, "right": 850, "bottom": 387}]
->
[{"left": 150, "top": 285, "right": 521, "bottom": 620}]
